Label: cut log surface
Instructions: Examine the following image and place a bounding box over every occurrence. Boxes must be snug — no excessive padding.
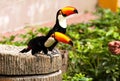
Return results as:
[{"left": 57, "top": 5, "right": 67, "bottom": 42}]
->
[{"left": 0, "top": 44, "right": 62, "bottom": 75}]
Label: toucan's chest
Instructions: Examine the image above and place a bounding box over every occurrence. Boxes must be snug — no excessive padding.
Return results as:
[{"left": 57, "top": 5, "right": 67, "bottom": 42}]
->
[{"left": 57, "top": 14, "right": 67, "bottom": 28}]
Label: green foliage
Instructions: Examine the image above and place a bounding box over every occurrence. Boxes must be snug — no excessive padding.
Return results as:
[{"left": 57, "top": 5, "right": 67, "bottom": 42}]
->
[
  {"left": 61, "top": 8, "right": 120, "bottom": 81},
  {"left": 0, "top": 35, "right": 15, "bottom": 45},
  {"left": 0, "top": 27, "right": 50, "bottom": 46},
  {"left": 63, "top": 73, "right": 92, "bottom": 81},
  {"left": 0, "top": 8, "right": 120, "bottom": 81}
]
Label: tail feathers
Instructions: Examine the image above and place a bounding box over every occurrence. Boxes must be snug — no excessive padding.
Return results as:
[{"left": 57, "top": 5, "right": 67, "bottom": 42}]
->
[{"left": 20, "top": 47, "right": 31, "bottom": 53}]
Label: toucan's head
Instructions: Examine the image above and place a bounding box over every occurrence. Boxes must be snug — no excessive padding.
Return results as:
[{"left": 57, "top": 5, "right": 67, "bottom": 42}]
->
[
  {"left": 57, "top": 6, "right": 78, "bottom": 17},
  {"left": 51, "top": 32, "right": 73, "bottom": 46},
  {"left": 56, "top": 6, "right": 78, "bottom": 28}
]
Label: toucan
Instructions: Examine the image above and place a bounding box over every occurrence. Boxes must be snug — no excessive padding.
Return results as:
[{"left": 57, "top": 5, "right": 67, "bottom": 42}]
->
[
  {"left": 46, "top": 6, "right": 78, "bottom": 51},
  {"left": 20, "top": 32, "right": 73, "bottom": 55},
  {"left": 20, "top": 6, "right": 78, "bottom": 55}
]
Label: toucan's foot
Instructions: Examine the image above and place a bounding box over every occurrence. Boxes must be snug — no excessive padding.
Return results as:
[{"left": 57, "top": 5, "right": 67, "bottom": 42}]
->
[
  {"left": 32, "top": 51, "right": 41, "bottom": 62},
  {"left": 49, "top": 48, "right": 60, "bottom": 55},
  {"left": 46, "top": 54, "right": 53, "bottom": 63},
  {"left": 34, "top": 54, "right": 40, "bottom": 62},
  {"left": 48, "top": 51, "right": 52, "bottom": 55}
]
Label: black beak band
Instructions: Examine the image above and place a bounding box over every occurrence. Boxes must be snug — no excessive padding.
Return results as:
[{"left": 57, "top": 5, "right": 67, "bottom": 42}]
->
[{"left": 74, "top": 9, "right": 78, "bottom": 14}]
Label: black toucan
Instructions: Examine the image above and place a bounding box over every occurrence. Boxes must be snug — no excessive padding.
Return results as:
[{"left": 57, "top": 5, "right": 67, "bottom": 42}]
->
[
  {"left": 20, "top": 32, "right": 73, "bottom": 55},
  {"left": 46, "top": 6, "right": 78, "bottom": 51}
]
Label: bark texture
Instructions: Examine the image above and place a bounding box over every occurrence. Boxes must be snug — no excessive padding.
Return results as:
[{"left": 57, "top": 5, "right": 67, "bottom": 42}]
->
[{"left": 0, "top": 45, "right": 62, "bottom": 81}]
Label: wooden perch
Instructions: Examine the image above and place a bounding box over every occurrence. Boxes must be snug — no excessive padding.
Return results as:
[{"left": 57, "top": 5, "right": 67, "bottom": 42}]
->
[{"left": 0, "top": 45, "right": 63, "bottom": 81}]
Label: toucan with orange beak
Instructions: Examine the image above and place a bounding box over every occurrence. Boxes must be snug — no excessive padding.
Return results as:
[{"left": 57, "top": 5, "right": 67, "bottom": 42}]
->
[
  {"left": 20, "top": 6, "right": 77, "bottom": 55},
  {"left": 20, "top": 32, "right": 73, "bottom": 55},
  {"left": 46, "top": 6, "right": 78, "bottom": 51}
]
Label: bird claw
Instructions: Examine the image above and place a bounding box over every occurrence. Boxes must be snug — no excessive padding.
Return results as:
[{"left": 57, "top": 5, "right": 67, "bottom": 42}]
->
[
  {"left": 33, "top": 53, "right": 53, "bottom": 63},
  {"left": 54, "top": 48, "right": 60, "bottom": 54},
  {"left": 46, "top": 54, "right": 53, "bottom": 63},
  {"left": 34, "top": 54, "right": 40, "bottom": 62},
  {"left": 48, "top": 48, "right": 60, "bottom": 55}
]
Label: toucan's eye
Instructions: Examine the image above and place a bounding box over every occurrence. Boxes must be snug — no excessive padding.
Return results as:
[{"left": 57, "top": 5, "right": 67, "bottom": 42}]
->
[
  {"left": 51, "top": 34, "right": 54, "bottom": 38},
  {"left": 58, "top": 10, "right": 62, "bottom": 15},
  {"left": 58, "top": 10, "right": 66, "bottom": 17}
]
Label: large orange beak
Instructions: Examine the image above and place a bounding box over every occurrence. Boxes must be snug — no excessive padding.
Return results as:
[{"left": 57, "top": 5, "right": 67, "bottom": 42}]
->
[
  {"left": 61, "top": 6, "right": 78, "bottom": 16},
  {"left": 51, "top": 32, "right": 73, "bottom": 46}
]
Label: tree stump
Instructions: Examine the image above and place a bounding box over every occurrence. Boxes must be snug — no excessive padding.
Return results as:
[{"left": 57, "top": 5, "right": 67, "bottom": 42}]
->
[
  {"left": 60, "top": 50, "right": 68, "bottom": 73},
  {"left": 0, "top": 45, "right": 62, "bottom": 81}
]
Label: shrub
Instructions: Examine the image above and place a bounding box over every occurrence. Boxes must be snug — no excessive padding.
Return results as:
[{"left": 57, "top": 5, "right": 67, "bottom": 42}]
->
[
  {"left": 60, "top": 8, "right": 120, "bottom": 81},
  {"left": 63, "top": 73, "right": 92, "bottom": 81}
]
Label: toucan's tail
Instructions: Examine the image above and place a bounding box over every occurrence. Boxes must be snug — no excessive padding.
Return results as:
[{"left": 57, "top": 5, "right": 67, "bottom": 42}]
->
[{"left": 20, "top": 47, "right": 31, "bottom": 53}]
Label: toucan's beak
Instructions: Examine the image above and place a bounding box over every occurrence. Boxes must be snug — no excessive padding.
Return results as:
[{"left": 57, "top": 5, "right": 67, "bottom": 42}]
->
[
  {"left": 51, "top": 32, "right": 73, "bottom": 46},
  {"left": 68, "top": 40, "right": 73, "bottom": 46},
  {"left": 61, "top": 6, "right": 78, "bottom": 16}
]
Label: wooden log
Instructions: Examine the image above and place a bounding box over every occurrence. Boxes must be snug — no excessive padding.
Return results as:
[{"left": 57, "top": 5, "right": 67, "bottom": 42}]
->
[
  {"left": 0, "top": 44, "right": 62, "bottom": 81},
  {"left": 60, "top": 50, "right": 68, "bottom": 73},
  {"left": 0, "top": 70, "right": 62, "bottom": 81}
]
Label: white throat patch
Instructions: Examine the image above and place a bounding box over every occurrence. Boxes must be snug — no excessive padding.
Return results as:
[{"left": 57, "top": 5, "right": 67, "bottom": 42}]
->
[
  {"left": 58, "top": 15, "right": 67, "bottom": 28},
  {"left": 44, "top": 37, "right": 56, "bottom": 47}
]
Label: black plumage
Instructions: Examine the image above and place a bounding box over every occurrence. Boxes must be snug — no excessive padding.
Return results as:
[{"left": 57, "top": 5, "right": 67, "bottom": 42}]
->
[{"left": 20, "top": 36, "right": 48, "bottom": 55}]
